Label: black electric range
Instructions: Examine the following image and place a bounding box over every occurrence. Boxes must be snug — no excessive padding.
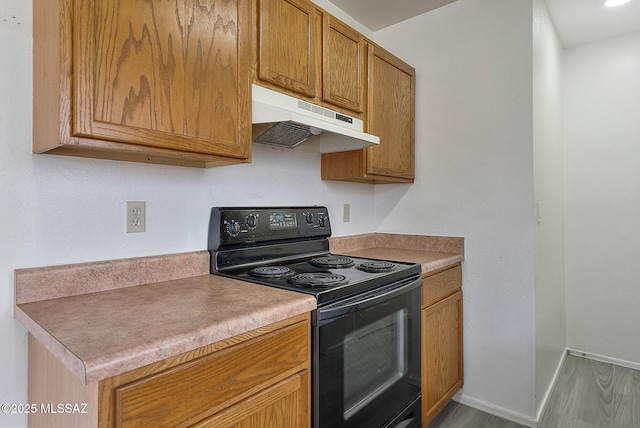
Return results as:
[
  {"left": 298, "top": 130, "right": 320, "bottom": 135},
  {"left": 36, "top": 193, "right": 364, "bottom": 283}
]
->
[
  {"left": 208, "top": 206, "right": 421, "bottom": 305},
  {"left": 208, "top": 206, "right": 423, "bottom": 428}
]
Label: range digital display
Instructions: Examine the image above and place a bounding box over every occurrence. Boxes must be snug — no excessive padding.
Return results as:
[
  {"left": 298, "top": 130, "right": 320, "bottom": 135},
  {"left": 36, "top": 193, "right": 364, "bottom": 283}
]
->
[{"left": 269, "top": 212, "right": 297, "bottom": 229}]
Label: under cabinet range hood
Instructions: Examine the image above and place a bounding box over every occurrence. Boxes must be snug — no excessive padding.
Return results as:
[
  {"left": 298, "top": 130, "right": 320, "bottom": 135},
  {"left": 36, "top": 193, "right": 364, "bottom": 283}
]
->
[{"left": 251, "top": 84, "right": 379, "bottom": 153}]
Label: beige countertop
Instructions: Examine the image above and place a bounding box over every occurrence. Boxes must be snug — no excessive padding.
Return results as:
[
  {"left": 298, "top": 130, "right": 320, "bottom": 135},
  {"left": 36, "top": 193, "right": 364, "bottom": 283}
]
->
[
  {"left": 343, "top": 248, "right": 463, "bottom": 274},
  {"left": 14, "top": 252, "right": 316, "bottom": 384},
  {"left": 330, "top": 233, "right": 464, "bottom": 274},
  {"left": 15, "top": 233, "right": 463, "bottom": 385}
]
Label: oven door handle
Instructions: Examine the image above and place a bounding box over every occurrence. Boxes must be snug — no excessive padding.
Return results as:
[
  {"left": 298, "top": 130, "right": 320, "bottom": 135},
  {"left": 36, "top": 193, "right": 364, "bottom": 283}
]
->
[{"left": 317, "top": 275, "right": 422, "bottom": 323}]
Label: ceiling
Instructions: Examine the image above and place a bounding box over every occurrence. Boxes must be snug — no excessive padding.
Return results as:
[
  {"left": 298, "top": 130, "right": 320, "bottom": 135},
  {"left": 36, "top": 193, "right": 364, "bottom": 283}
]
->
[
  {"left": 328, "top": 0, "right": 640, "bottom": 48},
  {"left": 327, "top": 0, "right": 457, "bottom": 32},
  {"left": 545, "top": 0, "right": 640, "bottom": 47}
]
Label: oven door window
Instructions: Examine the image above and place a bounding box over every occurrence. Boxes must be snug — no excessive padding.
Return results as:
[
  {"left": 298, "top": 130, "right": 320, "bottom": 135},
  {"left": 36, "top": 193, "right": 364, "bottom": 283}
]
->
[
  {"left": 343, "top": 310, "right": 407, "bottom": 419},
  {"left": 317, "top": 281, "right": 421, "bottom": 428}
]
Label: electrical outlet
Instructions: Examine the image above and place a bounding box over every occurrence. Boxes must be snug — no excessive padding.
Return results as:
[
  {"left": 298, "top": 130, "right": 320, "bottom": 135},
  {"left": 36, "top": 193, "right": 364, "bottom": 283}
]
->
[
  {"left": 126, "top": 201, "right": 146, "bottom": 233},
  {"left": 343, "top": 204, "right": 351, "bottom": 222}
]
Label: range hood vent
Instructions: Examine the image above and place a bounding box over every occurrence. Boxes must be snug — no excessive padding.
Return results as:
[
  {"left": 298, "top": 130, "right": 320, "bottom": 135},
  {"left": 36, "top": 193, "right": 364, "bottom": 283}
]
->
[
  {"left": 254, "top": 121, "right": 321, "bottom": 148},
  {"left": 251, "top": 84, "right": 379, "bottom": 153}
]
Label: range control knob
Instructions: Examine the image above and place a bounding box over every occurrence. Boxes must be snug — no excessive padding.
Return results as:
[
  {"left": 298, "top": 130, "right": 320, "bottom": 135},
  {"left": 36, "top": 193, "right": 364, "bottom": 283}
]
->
[
  {"left": 304, "top": 213, "right": 314, "bottom": 225},
  {"left": 318, "top": 215, "right": 328, "bottom": 228},
  {"left": 246, "top": 214, "right": 258, "bottom": 229},
  {"left": 226, "top": 220, "right": 240, "bottom": 236}
]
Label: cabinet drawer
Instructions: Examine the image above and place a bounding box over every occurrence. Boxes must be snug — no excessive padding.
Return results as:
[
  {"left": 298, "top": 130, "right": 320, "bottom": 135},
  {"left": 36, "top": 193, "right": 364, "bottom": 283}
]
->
[
  {"left": 422, "top": 265, "right": 462, "bottom": 308},
  {"left": 192, "top": 371, "right": 308, "bottom": 428},
  {"left": 114, "top": 320, "right": 309, "bottom": 428}
]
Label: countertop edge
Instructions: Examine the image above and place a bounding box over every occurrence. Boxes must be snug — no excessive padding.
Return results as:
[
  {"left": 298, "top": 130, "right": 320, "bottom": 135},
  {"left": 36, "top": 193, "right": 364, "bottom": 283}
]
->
[
  {"left": 15, "top": 306, "right": 88, "bottom": 383},
  {"left": 80, "top": 294, "right": 316, "bottom": 383},
  {"left": 418, "top": 254, "right": 464, "bottom": 274},
  {"left": 16, "top": 275, "right": 316, "bottom": 384}
]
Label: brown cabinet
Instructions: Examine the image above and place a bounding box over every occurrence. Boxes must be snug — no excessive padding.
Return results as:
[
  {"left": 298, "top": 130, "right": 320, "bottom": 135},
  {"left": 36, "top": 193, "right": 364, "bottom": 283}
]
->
[
  {"left": 28, "top": 313, "right": 311, "bottom": 428},
  {"left": 33, "top": 0, "right": 415, "bottom": 175},
  {"left": 421, "top": 264, "right": 464, "bottom": 426},
  {"left": 321, "top": 43, "right": 416, "bottom": 183},
  {"left": 321, "top": 15, "right": 366, "bottom": 114},
  {"left": 33, "top": 0, "right": 252, "bottom": 168},
  {"left": 254, "top": 0, "right": 366, "bottom": 118},
  {"left": 255, "top": 0, "right": 318, "bottom": 99}
]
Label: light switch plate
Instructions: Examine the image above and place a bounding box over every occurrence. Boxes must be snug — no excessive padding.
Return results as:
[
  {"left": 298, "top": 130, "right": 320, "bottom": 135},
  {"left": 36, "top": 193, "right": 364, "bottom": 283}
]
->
[{"left": 343, "top": 204, "right": 351, "bottom": 222}]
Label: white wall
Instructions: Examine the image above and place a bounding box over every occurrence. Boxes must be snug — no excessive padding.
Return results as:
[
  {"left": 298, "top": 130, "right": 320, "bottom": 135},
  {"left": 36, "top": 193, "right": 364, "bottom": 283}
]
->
[
  {"left": 374, "top": 0, "right": 537, "bottom": 423},
  {"left": 8, "top": 0, "right": 638, "bottom": 426},
  {"left": 532, "top": 0, "right": 566, "bottom": 418},
  {"left": 564, "top": 31, "right": 640, "bottom": 366},
  {"left": 0, "top": 2, "right": 376, "bottom": 426}
]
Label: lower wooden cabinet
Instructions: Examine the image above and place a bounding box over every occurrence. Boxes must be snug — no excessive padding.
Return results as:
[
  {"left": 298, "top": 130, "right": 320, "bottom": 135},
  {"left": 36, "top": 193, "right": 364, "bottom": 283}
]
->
[
  {"left": 191, "top": 372, "right": 307, "bottom": 427},
  {"left": 28, "top": 313, "right": 310, "bottom": 428},
  {"left": 421, "top": 264, "right": 463, "bottom": 427}
]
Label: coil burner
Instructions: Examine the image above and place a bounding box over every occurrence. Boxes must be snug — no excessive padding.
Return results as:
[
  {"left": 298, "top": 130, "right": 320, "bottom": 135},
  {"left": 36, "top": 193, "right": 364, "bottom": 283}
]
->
[
  {"left": 357, "top": 261, "right": 397, "bottom": 273},
  {"left": 248, "top": 266, "right": 295, "bottom": 279},
  {"left": 289, "top": 272, "right": 349, "bottom": 288},
  {"left": 309, "top": 256, "right": 355, "bottom": 269}
]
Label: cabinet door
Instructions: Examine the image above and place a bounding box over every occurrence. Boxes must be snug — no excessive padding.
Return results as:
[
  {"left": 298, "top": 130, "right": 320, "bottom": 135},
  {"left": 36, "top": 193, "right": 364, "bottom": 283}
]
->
[
  {"left": 366, "top": 44, "right": 415, "bottom": 180},
  {"left": 422, "top": 290, "right": 464, "bottom": 426},
  {"left": 320, "top": 43, "right": 415, "bottom": 184},
  {"left": 192, "top": 371, "right": 310, "bottom": 428},
  {"left": 257, "top": 0, "right": 317, "bottom": 98},
  {"left": 322, "top": 15, "right": 365, "bottom": 113},
  {"left": 73, "top": 0, "right": 250, "bottom": 159}
]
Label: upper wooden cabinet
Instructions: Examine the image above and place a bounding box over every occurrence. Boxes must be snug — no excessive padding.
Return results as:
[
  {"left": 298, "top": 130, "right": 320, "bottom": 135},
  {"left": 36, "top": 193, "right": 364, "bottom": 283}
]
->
[
  {"left": 366, "top": 44, "right": 416, "bottom": 181},
  {"left": 322, "top": 15, "right": 366, "bottom": 113},
  {"left": 33, "top": 0, "right": 252, "bottom": 168},
  {"left": 256, "top": 0, "right": 318, "bottom": 99},
  {"left": 321, "top": 43, "right": 416, "bottom": 183},
  {"left": 254, "top": 0, "right": 365, "bottom": 117}
]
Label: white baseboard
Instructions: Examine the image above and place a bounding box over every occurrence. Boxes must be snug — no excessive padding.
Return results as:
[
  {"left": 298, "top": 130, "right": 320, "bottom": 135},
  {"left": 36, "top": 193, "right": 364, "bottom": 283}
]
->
[
  {"left": 452, "top": 350, "right": 639, "bottom": 428},
  {"left": 567, "top": 349, "right": 640, "bottom": 371},
  {"left": 534, "top": 348, "right": 569, "bottom": 425},
  {"left": 452, "top": 393, "right": 537, "bottom": 428}
]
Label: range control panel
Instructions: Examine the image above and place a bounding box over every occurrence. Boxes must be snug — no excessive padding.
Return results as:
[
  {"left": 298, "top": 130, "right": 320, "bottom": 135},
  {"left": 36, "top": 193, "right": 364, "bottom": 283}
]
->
[{"left": 208, "top": 206, "right": 331, "bottom": 250}]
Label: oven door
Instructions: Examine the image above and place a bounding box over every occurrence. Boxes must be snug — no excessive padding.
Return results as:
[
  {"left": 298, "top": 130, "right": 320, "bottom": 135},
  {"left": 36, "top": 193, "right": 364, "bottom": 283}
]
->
[{"left": 313, "top": 275, "right": 422, "bottom": 428}]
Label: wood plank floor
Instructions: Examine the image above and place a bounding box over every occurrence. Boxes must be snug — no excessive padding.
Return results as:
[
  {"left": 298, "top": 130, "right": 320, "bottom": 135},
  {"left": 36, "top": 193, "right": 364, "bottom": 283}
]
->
[
  {"left": 425, "top": 400, "right": 527, "bottom": 428},
  {"left": 540, "top": 355, "right": 640, "bottom": 428},
  {"left": 425, "top": 355, "right": 640, "bottom": 428}
]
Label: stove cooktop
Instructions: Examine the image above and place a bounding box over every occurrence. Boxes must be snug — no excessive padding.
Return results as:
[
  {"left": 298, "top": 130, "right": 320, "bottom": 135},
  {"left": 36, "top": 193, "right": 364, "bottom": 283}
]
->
[
  {"left": 208, "top": 206, "right": 422, "bottom": 305},
  {"left": 216, "top": 253, "right": 421, "bottom": 305}
]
